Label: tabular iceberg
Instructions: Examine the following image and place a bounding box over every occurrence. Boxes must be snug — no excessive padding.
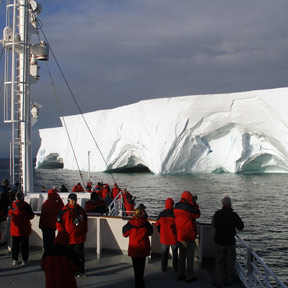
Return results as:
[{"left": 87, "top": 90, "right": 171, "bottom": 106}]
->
[{"left": 36, "top": 87, "right": 288, "bottom": 174}]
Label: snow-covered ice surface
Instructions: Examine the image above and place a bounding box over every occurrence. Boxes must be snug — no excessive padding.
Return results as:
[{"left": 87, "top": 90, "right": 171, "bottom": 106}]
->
[{"left": 36, "top": 87, "right": 288, "bottom": 174}]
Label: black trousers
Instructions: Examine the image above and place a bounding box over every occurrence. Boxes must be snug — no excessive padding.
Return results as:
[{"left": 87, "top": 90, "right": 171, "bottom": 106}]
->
[
  {"left": 12, "top": 235, "right": 29, "bottom": 261},
  {"left": 69, "top": 243, "right": 85, "bottom": 274},
  {"left": 41, "top": 228, "right": 56, "bottom": 251},
  {"left": 132, "top": 257, "right": 146, "bottom": 288}
]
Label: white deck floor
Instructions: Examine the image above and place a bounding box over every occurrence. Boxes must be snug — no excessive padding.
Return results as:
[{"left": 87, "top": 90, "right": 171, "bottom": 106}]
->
[{"left": 0, "top": 246, "right": 244, "bottom": 288}]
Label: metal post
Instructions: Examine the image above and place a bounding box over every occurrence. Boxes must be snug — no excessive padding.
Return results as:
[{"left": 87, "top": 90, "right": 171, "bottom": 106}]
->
[
  {"left": 19, "top": 0, "right": 33, "bottom": 194},
  {"left": 96, "top": 217, "right": 101, "bottom": 259},
  {"left": 247, "top": 247, "right": 253, "bottom": 287},
  {"left": 88, "top": 151, "right": 90, "bottom": 181}
]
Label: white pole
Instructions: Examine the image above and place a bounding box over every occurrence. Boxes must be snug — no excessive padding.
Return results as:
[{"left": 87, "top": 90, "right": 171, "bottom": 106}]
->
[
  {"left": 88, "top": 151, "right": 91, "bottom": 181},
  {"left": 19, "top": 0, "right": 33, "bottom": 194}
]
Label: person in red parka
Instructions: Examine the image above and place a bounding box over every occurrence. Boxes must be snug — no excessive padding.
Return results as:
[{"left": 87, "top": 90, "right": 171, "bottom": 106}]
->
[
  {"left": 56, "top": 193, "right": 88, "bottom": 277},
  {"left": 85, "top": 181, "right": 92, "bottom": 192},
  {"left": 72, "top": 183, "right": 84, "bottom": 192},
  {"left": 156, "top": 198, "right": 178, "bottom": 272},
  {"left": 174, "top": 191, "right": 200, "bottom": 282},
  {"left": 84, "top": 192, "right": 108, "bottom": 215},
  {"left": 122, "top": 208, "right": 153, "bottom": 288},
  {"left": 93, "top": 182, "right": 103, "bottom": 196},
  {"left": 111, "top": 183, "right": 121, "bottom": 199},
  {"left": 122, "top": 189, "right": 135, "bottom": 216},
  {"left": 101, "top": 183, "right": 110, "bottom": 199},
  {"left": 9, "top": 192, "right": 34, "bottom": 266},
  {"left": 39, "top": 188, "right": 64, "bottom": 251},
  {"left": 41, "top": 230, "right": 82, "bottom": 288}
]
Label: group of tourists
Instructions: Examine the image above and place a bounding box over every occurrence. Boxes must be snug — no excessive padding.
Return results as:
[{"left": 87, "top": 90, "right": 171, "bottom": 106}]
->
[
  {"left": 123, "top": 191, "right": 244, "bottom": 288},
  {"left": 0, "top": 178, "right": 244, "bottom": 288},
  {"left": 123, "top": 191, "right": 201, "bottom": 288},
  {"left": 61, "top": 181, "right": 136, "bottom": 215}
]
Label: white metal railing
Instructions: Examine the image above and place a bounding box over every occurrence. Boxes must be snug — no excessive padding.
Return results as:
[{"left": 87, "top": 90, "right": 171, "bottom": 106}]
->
[
  {"left": 107, "top": 191, "right": 124, "bottom": 216},
  {"left": 235, "top": 234, "right": 287, "bottom": 288},
  {"left": 107, "top": 191, "right": 136, "bottom": 216}
]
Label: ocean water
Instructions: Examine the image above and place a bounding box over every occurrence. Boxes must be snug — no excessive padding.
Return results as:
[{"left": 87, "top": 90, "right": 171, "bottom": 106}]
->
[{"left": 0, "top": 158, "right": 287, "bottom": 284}]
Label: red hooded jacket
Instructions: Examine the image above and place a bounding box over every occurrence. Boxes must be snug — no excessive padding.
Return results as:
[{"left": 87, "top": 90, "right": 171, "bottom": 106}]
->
[
  {"left": 122, "top": 216, "right": 153, "bottom": 257},
  {"left": 174, "top": 191, "right": 200, "bottom": 242},
  {"left": 85, "top": 199, "right": 108, "bottom": 214},
  {"left": 123, "top": 192, "right": 135, "bottom": 215},
  {"left": 56, "top": 203, "right": 88, "bottom": 244},
  {"left": 156, "top": 198, "right": 177, "bottom": 245},
  {"left": 102, "top": 185, "right": 110, "bottom": 199},
  {"left": 39, "top": 189, "right": 64, "bottom": 230},
  {"left": 41, "top": 231, "right": 81, "bottom": 288},
  {"left": 9, "top": 200, "right": 34, "bottom": 236},
  {"left": 72, "top": 183, "right": 84, "bottom": 192},
  {"left": 111, "top": 184, "right": 120, "bottom": 199}
]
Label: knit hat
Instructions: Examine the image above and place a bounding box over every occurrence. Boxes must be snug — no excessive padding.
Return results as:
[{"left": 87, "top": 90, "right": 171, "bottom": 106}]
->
[
  {"left": 68, "top": 193, "right": 77, "bottom": 201},
  {"left": 16, "top": 192, "right": 24, "bottom": 201}
]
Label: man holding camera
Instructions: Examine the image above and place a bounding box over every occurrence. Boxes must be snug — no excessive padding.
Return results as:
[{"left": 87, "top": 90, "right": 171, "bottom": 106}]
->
[
  {"left": 56, "top": 193, "right": 88, "bottom": 277},
  {"left": 174, "top": 191, "right": 200, "bottom": 282}
]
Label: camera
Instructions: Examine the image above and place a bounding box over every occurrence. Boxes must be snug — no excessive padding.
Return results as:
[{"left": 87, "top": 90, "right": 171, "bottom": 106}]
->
[{"left": 73, "top": 215, "right": 83, "bottom": 226}]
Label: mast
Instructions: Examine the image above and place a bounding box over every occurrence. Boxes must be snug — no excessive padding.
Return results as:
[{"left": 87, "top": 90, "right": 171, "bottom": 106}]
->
[
  {"left": 0, "top": 0, "right": 48, "bottom": 194},
  {"left": 88, "top": 150, "right": 91, "bottom": 181}
]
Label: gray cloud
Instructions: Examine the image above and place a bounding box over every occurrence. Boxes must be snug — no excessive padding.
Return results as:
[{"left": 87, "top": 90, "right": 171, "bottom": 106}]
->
[{"left": 1, "top": 0, "right": 288, "bottom": 157}]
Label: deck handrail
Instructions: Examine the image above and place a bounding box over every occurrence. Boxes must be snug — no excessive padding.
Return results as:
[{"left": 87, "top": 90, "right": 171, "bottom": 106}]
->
[
  {"left": 235, "top": 234, "right": 287, "bottom": 288},
  {"left": 107, "top": 191, "right": 124, "bottom": 216}
]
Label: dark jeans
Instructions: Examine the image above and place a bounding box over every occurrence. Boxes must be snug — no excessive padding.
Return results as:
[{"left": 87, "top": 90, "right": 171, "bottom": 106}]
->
[
  {"left": 69, "top": 243, "right": 85, "bottom": 274},
  {"left": 132, "top": 257, "right": 146, "bottom": 288},
  {"left": 41, "top": 228, "right": 56, "bottom": 251},
  {"left": 178, "top": 240, "right": 196, "bottom": 280},
  {"left": 214, "top": 243, "right": 236, "bottom": 286},
  {"left": 12, "top": 235, "right": 29, "bottom": 261},
  {"left": 161, "top": 244, "right": 178, "bottom": 271}
]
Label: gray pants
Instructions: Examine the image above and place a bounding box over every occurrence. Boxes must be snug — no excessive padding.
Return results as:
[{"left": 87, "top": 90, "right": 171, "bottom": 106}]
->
[
  {"left": 177, "top": 240, "right": 196, "bottom": 280},
  {"left": 214, "top": 243, "right": 236, "bottom": 286}
]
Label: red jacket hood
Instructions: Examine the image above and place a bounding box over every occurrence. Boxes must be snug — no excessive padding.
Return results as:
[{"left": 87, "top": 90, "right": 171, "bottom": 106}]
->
[
  {"left": 165, "top": 198, "right": 174, "bottom": 210},
  {"left": 48, "top": 189, "right": 59, "bottom": 200},
  {"left": 129, "top": 216, "right": 147, "bottom": 227},
  {"left": 181, "top": 191, "right": 193, "bottom": 204}
]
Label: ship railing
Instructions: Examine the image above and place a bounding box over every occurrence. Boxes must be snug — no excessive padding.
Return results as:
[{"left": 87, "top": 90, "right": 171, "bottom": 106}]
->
[
  {"left": 107, "top": 191, "right": 124, "bottom": 216},
  {"left": 235, "top": 234, "right": 287, "bottom": 288},
  {"left": 107, "top": 191, "right": 135, "bottom": 217}
]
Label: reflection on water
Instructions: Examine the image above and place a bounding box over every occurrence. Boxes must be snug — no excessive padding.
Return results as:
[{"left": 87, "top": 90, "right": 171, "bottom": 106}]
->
[{"left": 0, "top": 158, "right": 287, "bottom": 284}]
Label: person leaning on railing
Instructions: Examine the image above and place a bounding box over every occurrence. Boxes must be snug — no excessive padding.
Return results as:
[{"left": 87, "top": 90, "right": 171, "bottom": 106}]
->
[
  {"left": 174, "top": 191, "right": 200, "bottom": 282},
  {"left": 212, "top": 196, "right": 244, "bottom": 288}
]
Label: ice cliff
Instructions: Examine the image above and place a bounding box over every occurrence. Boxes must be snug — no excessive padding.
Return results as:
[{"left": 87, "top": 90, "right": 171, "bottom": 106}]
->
[{"left": 36, "top": 87, "right": 288, "bottom": 174}]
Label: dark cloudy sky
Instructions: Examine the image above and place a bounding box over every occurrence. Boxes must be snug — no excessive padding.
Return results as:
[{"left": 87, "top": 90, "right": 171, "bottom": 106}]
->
[{"left": 1, "top": 0, "right": 288, "bottom": 157}]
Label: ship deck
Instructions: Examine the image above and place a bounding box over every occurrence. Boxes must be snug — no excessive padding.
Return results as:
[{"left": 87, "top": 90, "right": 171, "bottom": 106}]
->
[{"left": 0, "top": 246, "right": 243, "bottom": 288}]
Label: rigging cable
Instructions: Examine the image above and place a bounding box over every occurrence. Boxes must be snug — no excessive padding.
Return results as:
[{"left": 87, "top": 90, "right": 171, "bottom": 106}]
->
[
  {"left": 36, "top": 22, "right": 118, "bottom": 185},
  {"left": 45, "top": 61, "right": 86, "bottom": 188},
  {"left": 32, "top": 22, "right": 86, "bottom": 188},
  {"left": 0, "top": 46, "right": 4, "bottom": 62}
]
